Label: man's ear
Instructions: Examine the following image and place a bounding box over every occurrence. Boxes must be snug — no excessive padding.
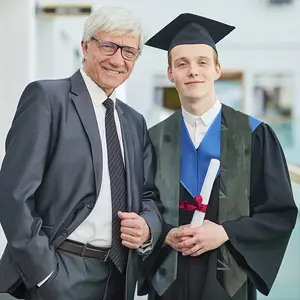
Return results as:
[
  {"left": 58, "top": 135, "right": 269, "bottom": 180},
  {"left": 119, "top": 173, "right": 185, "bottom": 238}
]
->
[
  {"left": 168, "top": 66, "right": 174, "bottom": 83},
  {"left": 215, "top": 63, "right": 222, "bottom": 81},
  {"left": 81, "top": 40, "right": 89, "bottom": 59}
]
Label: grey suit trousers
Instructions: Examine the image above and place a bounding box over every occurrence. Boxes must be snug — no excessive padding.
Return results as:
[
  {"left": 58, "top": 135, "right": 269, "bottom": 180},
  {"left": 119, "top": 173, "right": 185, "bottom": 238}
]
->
[{"left": 25, "top": 249, "right": 125, "bottom": 300}]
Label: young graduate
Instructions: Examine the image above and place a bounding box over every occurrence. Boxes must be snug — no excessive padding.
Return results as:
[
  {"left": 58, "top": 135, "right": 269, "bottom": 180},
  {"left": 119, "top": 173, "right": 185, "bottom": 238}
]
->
[{"left": 138, "top": 13, "right": 298, "bottom": 300}]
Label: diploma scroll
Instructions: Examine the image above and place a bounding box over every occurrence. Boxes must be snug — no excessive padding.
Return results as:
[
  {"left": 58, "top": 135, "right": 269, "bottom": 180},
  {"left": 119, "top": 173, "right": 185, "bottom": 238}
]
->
[{"left": 190, "top": 159, "right": 220, "bottom": 228}]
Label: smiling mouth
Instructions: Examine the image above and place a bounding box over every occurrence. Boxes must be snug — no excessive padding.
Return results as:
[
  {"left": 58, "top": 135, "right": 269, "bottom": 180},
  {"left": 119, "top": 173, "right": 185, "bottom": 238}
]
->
[
  {"left": 185, "top": 81, "right": 204, "bottom": 85},
  {"left": 103, "top": 67, "right": 124, "bottom": 74}
]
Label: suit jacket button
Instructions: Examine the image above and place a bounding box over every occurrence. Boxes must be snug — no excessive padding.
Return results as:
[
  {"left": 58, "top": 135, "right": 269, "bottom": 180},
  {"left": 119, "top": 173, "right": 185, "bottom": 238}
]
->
[
  {"left": 86, "top": 202, "right": 94, "bottom": 209},
  {"left": 62, "top": 229, "right": 68, "bottom": 236}
]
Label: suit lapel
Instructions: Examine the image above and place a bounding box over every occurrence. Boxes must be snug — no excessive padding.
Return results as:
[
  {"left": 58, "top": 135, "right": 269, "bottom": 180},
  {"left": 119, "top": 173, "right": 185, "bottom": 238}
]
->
[
  {"left": 70, "top": 70, "right": 103, "bottom": 197},
  {"left": 116, "top": 100, "right": 134, "bottom": 212}
]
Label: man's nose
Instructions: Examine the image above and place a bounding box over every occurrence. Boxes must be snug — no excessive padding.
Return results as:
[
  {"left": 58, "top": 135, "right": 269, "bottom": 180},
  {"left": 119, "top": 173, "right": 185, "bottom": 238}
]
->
[
  {"left": 109, "top": 48, "right": 125, "bottom": 67},
  {"left": 187, "top": 64, "right": 199, "bottom": 77}
]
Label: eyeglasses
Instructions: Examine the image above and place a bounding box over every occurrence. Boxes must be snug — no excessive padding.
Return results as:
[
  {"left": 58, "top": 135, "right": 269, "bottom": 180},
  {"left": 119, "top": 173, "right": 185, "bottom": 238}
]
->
[{"left": 90, "top": 37, "right": 140, "bottom": 61}]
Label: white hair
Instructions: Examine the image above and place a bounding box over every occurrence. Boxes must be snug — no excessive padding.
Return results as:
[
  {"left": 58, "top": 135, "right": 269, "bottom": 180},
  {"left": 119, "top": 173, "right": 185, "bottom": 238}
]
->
[{"left": 82, "top": 6, "right": 146, "bottom": 51}]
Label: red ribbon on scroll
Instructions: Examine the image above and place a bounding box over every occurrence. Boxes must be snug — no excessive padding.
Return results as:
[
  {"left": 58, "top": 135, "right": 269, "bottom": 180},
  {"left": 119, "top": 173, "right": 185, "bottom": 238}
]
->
[{"left": 179, "top": 195, "right": 208, "bottom": 213}]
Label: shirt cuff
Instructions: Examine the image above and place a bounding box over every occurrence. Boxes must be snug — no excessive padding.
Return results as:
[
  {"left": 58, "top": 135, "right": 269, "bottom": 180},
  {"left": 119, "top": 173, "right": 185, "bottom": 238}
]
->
[
  {"left": 137, "top": 234, "right": 153, "bottom": 255},
  {"left": 37, "top": 270, "right": 53, "bottom": 287}
]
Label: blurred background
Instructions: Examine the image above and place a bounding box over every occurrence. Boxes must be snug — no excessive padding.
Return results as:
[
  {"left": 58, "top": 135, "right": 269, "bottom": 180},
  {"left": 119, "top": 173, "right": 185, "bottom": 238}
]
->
[{"left": 0, "top": 0, "right": 299, "bottom": 299}]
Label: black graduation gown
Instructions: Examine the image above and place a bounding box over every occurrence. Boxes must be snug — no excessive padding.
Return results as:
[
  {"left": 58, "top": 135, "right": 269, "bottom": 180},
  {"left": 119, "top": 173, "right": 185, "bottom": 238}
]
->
[{"left": 146, "top": 122, "right": 298, "bottom": 300}]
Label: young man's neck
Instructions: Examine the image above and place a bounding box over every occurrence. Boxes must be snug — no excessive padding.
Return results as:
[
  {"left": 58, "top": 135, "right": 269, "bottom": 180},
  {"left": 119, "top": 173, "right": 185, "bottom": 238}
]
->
[{"left": 180, "top": 93, "right": 216, "bottom": 117}]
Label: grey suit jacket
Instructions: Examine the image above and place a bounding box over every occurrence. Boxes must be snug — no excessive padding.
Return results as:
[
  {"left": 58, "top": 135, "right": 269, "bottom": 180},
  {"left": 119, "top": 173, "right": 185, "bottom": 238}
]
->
[{"left": 0, "top": 70, "right": 162, "bottom": 299}]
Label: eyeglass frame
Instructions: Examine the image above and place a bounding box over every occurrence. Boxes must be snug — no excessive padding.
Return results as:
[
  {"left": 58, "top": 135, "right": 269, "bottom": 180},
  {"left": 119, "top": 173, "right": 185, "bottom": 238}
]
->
[{"left": 90, "top": 37, "right": 141, "bottom": 61}]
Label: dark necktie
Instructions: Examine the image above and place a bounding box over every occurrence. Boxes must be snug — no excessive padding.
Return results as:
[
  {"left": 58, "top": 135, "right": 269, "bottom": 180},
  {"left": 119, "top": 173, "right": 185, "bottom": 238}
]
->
[{"left": 103, "top": 98, "right": 127, "bottom": 273}]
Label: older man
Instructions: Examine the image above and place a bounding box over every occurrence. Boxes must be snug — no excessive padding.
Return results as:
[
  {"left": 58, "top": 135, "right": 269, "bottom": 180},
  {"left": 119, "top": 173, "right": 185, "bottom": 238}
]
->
[{"left": 0, "top": 6, "right": 162, "bottom": 300}]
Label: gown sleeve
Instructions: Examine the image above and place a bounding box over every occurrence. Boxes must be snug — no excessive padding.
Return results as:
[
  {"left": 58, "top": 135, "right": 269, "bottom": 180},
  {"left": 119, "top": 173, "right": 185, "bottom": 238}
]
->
[{"left": 222, "top": 122, "right": 298, "bottom": 295}]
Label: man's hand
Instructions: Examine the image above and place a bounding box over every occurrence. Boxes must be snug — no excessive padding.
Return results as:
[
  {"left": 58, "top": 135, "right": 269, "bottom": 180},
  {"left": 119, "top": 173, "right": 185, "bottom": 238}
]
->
[
  {"left": 176, "top": 220, "right": 229, "bottom": 256},
  {"left": 165, "top": 225, "right": 191, "bottom": 252},
  {"left": 118, "top": 212, "right": 150, "bottom": 249}
]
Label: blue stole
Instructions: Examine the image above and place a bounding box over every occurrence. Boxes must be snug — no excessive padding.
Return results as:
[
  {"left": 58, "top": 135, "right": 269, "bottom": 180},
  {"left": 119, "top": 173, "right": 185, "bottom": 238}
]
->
[{"left": 180, "top": 111, "right": 261, "bottom": 198}]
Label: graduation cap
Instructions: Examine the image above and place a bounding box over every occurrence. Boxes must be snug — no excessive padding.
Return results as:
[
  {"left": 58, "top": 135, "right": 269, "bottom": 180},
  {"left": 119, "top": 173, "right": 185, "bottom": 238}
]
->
[{"left": 145, "top": 13, "right": 235, "bottom": 55}]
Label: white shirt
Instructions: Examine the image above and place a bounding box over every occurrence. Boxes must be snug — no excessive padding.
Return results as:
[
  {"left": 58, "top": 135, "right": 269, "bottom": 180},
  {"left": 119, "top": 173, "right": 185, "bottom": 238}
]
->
[
  {"left": 182, "top": 100, "right": 222, "bottom": 148},
  {"left": 67, "top": 69, "right": 124, "bottom": 247}
]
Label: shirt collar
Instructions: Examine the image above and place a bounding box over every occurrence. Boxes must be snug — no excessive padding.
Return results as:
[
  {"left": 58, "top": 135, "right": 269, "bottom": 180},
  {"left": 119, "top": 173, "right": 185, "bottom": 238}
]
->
[
  {"left": 182, "top": 99, "right": 222, "bottom": 127},
  {"left": 80, "top": 68, "right": 116, "bottom": 106}
]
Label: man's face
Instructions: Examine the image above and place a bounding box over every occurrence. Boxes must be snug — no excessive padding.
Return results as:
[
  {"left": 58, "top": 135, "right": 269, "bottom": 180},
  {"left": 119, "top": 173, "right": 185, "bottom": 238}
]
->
[
  {"left": 168, "top": 44, "right": 221, "bottom": 102},
  {"left": 81, "top": 31, "right": 140, "bottom": 95}
]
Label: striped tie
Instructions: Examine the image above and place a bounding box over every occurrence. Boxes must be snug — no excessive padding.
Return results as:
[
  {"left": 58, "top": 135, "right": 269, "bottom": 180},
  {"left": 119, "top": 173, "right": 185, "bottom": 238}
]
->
[{"left": 103, "top": 98, "right": 128, "bottom": 273}]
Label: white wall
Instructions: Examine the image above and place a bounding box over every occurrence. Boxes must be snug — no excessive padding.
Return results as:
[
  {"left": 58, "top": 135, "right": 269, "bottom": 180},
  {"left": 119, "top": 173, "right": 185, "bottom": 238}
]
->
[
  {"left": 0, "top": 0, "right": 36, "bottom": 161},
  {"left": 36, "top": 16, "right": 85, "bottom": 79},
  {"left": 0, "top": 0, "right": 36, "bottom": 255}
]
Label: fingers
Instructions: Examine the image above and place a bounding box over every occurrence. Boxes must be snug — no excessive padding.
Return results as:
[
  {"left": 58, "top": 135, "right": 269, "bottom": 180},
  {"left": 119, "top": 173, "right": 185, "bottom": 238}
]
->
[
  {"left": 174, "top": 241, "right": 196, "bottom": 253},
  {"left": 121, "top": 233, "right": 141, "bottom": 246},
  {"left": 179, "top": 236, "right": 191, "bottom": 242},
  {"left": 179, "top": 247, "right": 191, "bottom": 253},
  {"left": 190, "top": 248, "right": 206, "bottom": 257},
  {"left": 121, "top": 240, "right": 140, "bottom": 249},
  {"left": 120, "top": 226, "right": 142, "bottom": 237},
  {"left": 118, "top": 211, "right": 139, "bottom": 219},
  {"left": 120, "top": 217, "right": 145, "bottom": 249},
  {"left": 174, "top": 227, "right": 197, "bottom": 238},
  {"left": 183, "top": 244, "right": 204, "bottom": 256},
  {"left": 121, "top": 218, "right": 142, "bottom": 229},
  {"left": 177, "top": 236, "right": 197, "bottom": 249}
]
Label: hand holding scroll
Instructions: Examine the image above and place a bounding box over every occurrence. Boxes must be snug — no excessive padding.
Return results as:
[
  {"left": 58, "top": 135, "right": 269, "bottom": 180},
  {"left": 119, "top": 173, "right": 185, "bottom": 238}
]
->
[{"left": 176, "top": 220, "right": 229, "bottom": 256}]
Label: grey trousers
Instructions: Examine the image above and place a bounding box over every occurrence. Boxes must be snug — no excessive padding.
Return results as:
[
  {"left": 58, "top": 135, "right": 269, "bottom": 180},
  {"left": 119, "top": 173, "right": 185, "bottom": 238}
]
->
[{"left": 25, "top": 249, "right": 125, "bottom": 300}]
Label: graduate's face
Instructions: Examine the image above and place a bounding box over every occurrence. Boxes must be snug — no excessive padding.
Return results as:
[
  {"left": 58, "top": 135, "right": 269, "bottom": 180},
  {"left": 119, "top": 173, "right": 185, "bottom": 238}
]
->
[
  {"left": 81, "top": 31, "right": 140, "bottom": 96},
  {"left": 168, "top": 44, "right": 221, "bottom": 102}
]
